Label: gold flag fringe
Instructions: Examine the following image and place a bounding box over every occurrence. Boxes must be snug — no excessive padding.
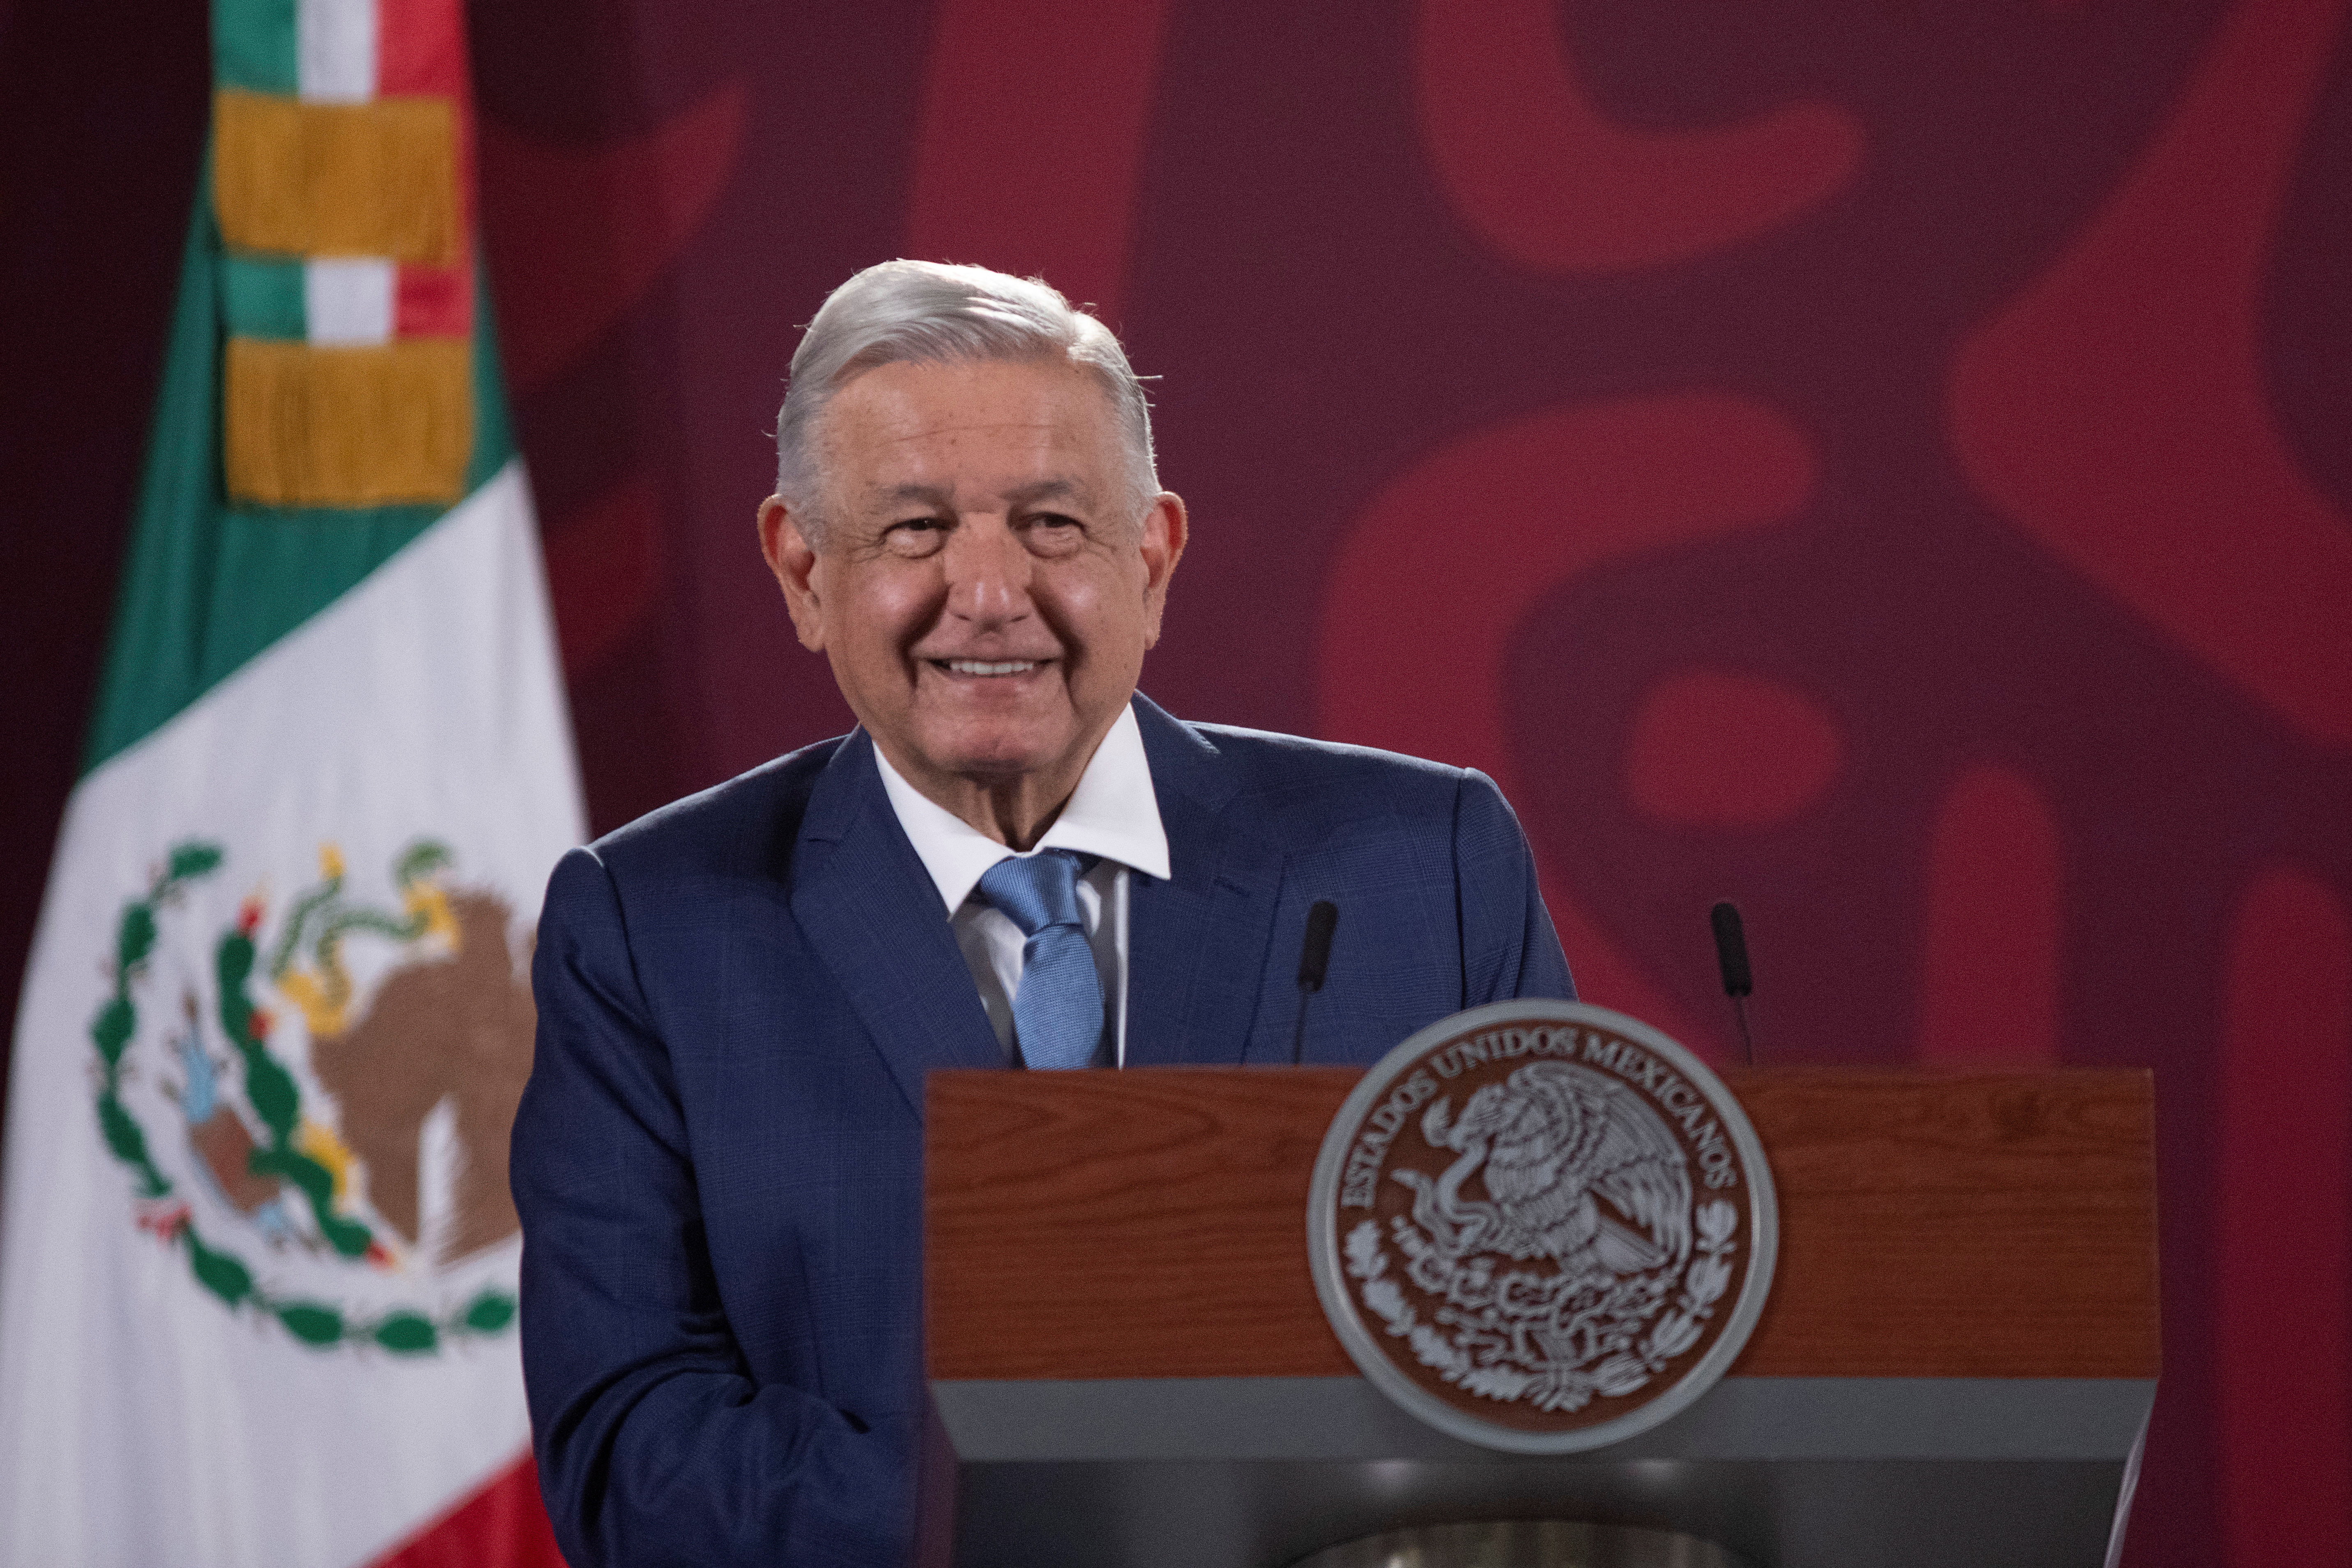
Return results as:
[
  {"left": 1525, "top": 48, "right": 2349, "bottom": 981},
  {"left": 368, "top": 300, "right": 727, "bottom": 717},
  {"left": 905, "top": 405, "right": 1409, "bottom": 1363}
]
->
[
  {"left": 213, "top": 91, "right": 459, "bottom": 266},
  {"left": 225, "top": 338, "right": 472, "bottom": 507}
]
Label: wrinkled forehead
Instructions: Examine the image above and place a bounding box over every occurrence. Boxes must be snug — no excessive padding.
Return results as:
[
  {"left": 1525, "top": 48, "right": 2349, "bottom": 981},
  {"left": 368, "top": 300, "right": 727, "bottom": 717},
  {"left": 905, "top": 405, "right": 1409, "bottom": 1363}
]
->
[
  {"left": 819, "top": 358, "right": 1132, "bottom": 513},
  {"left": 849, "top": 472, "right": 1112, "bottom": 518}
]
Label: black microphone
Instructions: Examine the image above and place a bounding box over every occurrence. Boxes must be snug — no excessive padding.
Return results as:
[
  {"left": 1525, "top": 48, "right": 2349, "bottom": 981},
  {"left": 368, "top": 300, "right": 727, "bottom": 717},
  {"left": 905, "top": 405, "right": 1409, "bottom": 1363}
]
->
[
  {"left": 1710, "top": 900, "right": 1756, "bottom": 1066},
  {"left": 1291, "top": 900, "right": 1339, "bottom": 1065}
]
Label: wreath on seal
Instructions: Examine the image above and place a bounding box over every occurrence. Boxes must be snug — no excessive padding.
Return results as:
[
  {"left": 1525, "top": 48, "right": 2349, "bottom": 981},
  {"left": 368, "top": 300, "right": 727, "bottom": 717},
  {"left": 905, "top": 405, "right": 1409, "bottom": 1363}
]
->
[
  {"left": 1342, "top": 1197, "right": 1740, "bottom": 1412},
  {"left": 90, "top": 840, "right": 517, "bottom": 1354}
]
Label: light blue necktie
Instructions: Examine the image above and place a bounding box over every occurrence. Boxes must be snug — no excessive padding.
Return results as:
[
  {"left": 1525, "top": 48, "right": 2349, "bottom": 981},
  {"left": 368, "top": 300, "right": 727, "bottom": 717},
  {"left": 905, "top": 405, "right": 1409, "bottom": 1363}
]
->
[{"left": 978, "top": 851, "right": 1105, "bottom": 1070}]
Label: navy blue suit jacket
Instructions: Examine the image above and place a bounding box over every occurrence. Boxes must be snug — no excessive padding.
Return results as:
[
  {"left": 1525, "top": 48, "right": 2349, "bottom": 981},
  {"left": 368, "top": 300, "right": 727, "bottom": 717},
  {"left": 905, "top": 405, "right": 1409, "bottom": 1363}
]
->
[{"left": 513, "top": 695, "right": 1573, "bottom": 1567}]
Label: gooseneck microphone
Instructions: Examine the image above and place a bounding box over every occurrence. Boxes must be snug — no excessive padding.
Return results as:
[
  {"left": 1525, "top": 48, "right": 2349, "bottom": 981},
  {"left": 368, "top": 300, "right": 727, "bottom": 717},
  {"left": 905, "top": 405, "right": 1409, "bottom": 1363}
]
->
[
  {"left": 1710, "top": 900, "right": 1756, "bottom": 1067},
  {"left": 1290, "top": 900, "right": 1340, "bottom": 1065}
]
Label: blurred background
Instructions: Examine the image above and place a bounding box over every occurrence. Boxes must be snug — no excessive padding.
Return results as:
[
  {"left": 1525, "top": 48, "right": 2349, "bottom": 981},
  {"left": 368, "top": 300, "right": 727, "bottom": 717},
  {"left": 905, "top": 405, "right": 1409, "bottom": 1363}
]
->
[{"left": 2, "top": 0, "right": 2346, "bottom": 1562}]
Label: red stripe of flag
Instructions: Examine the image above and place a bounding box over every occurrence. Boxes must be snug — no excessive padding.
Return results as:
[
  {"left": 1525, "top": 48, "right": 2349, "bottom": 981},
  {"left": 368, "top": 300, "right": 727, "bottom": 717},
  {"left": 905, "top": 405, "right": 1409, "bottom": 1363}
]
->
[
  {"left": 366, "top": 1451, "right": 567, "bottom": 1568},
  {"left": 381, "top": 0, "right": 475, "bottom": 340},
  {"left": 377, "top": 0, "right": 461, "bottom": 95},
  {"left": 397, "top": 260, "right": 472, "bottom": 340}
]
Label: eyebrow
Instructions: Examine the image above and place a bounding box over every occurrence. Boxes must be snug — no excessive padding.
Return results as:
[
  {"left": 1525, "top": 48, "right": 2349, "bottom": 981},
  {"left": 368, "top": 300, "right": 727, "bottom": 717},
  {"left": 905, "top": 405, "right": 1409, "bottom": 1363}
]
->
[{"left": 865, "top": 477, "right": 1090, "bottom": 510}]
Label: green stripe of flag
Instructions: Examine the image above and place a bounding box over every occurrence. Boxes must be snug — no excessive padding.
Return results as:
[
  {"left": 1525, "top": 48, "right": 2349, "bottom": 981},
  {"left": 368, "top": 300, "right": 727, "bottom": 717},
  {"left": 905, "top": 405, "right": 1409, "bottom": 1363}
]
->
[
  {"left": 83, "top": 147, "right": 517, "bottom": 776},
  {"left": 219, "top": 255, "right": 306, "bottom": 340},
  {"left": 212, "top": 0, "right": 298, "bottom": 94}
]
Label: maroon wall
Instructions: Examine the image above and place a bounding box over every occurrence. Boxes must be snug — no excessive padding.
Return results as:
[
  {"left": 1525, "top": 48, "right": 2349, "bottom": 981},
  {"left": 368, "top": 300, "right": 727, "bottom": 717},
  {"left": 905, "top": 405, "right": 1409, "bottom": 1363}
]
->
[{"left": 5, "top": 2, "right": 2348, "bottom": 1561}]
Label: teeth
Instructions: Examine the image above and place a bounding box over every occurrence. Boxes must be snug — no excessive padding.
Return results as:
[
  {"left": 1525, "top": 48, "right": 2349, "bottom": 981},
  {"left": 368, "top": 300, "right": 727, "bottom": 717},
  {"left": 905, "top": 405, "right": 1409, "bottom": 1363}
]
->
[{"left": 944, "top": 660, "right": 1038, "bottom": 676}]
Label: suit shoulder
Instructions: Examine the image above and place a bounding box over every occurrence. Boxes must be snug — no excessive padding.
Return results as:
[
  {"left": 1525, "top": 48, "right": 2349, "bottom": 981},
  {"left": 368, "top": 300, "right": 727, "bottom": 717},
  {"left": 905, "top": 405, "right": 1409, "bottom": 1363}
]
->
[
  {"left": 1187, "top": 721, "right": 1468, "bottom": 787},
  {"left": 585, "top": 734, "right": 849, "bottom": 881},
  {"left": 1181, "top": 721, "right": 1480, "bottom": 825}
]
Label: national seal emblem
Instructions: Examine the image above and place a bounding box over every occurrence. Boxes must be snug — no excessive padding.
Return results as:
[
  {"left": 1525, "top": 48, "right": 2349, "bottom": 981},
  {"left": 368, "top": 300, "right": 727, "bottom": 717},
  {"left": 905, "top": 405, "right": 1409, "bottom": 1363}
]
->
[
  {"left": 86, "top": 838, "right": 535, "bottom": 1354},
  {"left": 1307, "top": 999, "right": 1777, "bottom": 1452}
]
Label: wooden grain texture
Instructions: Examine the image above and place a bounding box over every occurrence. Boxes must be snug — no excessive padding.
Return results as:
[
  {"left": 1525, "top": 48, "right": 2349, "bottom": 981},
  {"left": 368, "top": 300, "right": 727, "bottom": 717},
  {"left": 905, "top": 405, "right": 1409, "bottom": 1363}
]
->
[{"left": 925, "top": 1066, "right": 2159, "bottom": 1382}]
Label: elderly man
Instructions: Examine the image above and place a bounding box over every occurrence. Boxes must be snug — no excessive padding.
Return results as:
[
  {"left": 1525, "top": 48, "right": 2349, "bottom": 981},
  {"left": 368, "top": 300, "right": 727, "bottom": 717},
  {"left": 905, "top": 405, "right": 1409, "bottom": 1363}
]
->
[{"left": 512, "top": 260, "right": 1573, "bottom": 1567}]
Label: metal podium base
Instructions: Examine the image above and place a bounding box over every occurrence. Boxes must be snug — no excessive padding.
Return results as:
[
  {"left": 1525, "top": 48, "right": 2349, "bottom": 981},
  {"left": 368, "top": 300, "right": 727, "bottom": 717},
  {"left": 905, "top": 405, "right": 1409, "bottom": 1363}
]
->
[
  {"left": 932, "top": 1373, "right": 2154, "bottom": 1567},
  {"left": 1290, "top": 1521, "right": 1749, "bottom": 1568}
]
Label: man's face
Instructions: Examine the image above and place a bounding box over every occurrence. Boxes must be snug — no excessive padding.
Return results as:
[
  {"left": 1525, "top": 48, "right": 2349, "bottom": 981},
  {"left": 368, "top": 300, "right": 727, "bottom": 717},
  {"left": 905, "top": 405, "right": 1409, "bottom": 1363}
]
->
[{"left": 759, "top": 357, "right": 1184, "bottom": 815}]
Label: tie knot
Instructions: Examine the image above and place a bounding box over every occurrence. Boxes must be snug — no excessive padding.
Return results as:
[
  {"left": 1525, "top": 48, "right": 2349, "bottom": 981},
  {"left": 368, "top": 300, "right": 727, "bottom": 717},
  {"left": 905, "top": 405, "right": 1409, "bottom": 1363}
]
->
[{"left": 977, "top": 850, "right": 1089, "bottom": 937}]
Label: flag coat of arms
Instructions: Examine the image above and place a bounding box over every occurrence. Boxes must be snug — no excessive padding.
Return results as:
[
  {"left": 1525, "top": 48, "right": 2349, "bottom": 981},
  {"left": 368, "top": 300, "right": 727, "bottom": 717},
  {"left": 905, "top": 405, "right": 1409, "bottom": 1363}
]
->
[{"left": 0, "top": 0, "right": 582, "bottom": 1561}]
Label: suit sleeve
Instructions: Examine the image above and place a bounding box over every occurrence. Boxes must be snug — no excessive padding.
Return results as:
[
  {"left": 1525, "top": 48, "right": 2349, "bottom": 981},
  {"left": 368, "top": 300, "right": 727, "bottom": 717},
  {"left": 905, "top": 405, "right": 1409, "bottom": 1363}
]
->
[
  {"left": 513, "top": 847, "right": 911, "bottom": 1568},
  {"left": 1453, "top": 768, "right": 1578, "bottom": 1005}
]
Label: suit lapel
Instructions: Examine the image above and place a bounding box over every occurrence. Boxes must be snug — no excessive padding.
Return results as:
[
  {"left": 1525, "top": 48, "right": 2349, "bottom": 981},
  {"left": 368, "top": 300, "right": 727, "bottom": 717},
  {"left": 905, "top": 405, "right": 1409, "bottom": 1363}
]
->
[
  {"left": 788, "top": 732, "right": 1004, "bottom": 1115},
  {"left": 1123, "top": 697, "right": 1288, "bottom": 1066}
]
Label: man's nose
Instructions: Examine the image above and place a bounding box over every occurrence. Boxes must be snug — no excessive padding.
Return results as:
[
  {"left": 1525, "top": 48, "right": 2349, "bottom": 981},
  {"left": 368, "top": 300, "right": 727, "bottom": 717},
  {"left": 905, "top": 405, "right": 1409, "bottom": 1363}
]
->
[{"left": 942, "top": 516, "right": 1033, "bottom": 627}]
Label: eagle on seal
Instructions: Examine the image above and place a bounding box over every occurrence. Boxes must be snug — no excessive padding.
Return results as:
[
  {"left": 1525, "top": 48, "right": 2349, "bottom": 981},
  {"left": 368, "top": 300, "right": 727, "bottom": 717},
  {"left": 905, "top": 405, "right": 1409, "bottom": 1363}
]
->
[{"left": 1398, "top": 1061, "right": 1691, "bottom": 1277}]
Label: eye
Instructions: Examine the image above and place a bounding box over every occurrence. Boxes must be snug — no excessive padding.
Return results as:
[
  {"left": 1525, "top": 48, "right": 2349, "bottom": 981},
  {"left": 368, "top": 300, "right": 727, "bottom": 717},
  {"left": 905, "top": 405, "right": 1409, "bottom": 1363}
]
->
[
  {"left": 882, "top": 517, "right": 948, "bottom": 557},
  {"left": 1022, "top": 512, "right": 1086, "bottom": 554}
]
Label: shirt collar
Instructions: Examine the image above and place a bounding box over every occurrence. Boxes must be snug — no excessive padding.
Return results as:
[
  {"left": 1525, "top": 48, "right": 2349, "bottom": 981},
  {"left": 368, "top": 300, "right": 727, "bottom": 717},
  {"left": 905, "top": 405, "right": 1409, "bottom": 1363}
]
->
[{"left": 872, "top": 703, "right": 1171, "bottom": 916}]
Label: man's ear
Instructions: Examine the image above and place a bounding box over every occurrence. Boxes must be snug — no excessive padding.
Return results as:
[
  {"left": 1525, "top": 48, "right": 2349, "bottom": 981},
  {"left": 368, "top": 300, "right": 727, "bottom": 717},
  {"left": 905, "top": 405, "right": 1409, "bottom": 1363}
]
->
[
  {"left": 758, "top": 495, "right": 828, "bottom": 653},
  {"left": 1136, "top": 491, "right": 1187, "bottom": 649}
]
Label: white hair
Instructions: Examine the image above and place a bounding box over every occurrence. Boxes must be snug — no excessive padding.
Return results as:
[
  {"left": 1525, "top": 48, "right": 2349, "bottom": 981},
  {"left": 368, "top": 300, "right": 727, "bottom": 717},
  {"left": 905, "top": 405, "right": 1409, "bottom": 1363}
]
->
[{"left": 774, "top": 260, "right": 1159, "bottom": 544}]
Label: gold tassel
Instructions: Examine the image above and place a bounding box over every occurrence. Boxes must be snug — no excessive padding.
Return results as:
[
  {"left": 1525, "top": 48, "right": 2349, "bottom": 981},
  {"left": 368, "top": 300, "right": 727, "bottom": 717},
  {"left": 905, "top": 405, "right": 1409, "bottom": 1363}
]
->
[
  {"left": 213, "top": 90, "right": 459, "bottom": 265},
  {"left": 225, "top": 338, "right": 472, "bottom": 507}
]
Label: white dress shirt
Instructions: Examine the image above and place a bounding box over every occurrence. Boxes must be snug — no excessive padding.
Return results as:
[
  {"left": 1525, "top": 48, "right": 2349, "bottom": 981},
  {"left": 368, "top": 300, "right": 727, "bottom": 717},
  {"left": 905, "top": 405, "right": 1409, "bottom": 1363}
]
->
[{"left": 872, "top": 705, "right": 1170, "bottom": 1066}]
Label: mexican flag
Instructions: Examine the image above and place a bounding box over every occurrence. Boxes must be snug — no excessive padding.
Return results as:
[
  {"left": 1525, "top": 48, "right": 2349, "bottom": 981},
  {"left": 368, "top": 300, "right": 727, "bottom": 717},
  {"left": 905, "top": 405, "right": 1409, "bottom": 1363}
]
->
[{"left": 0, "top": 0, "right": 580, "bottom": 1563}]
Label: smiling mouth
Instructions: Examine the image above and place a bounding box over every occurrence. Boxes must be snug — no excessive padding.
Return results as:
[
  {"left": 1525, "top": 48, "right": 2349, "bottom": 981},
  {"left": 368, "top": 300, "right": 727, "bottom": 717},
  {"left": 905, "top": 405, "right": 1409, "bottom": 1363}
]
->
[{"left": 933, "top": 659, "right": 1046, "bottom": 677}]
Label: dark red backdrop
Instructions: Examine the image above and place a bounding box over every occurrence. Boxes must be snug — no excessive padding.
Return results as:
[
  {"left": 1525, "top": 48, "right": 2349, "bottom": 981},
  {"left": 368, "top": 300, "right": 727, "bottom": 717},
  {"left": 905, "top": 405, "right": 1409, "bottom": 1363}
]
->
[{"left": 4, "top": 2, "right": 2347, "bottom": 1562}]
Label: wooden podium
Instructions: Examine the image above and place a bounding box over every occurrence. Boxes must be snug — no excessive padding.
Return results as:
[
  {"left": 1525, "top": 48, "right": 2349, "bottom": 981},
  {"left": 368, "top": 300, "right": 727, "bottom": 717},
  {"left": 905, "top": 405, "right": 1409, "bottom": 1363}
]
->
[{"left": 925, "top": 1067, "right": 2158, "bottom": 1568}]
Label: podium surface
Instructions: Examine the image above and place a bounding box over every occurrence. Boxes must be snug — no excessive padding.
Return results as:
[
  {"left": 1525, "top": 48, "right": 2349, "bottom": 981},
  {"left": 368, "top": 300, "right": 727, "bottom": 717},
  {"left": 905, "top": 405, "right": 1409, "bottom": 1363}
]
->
[{"left": 926, "top": 1067, "right": 2158, "bottom": 1568}]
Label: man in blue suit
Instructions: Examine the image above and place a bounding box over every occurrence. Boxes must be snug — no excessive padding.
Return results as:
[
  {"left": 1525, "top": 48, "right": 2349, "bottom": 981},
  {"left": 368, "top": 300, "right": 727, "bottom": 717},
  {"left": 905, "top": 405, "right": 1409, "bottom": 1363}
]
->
[{"left": 512, "top": 261, "right": 1574, "bottom": 1567}]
